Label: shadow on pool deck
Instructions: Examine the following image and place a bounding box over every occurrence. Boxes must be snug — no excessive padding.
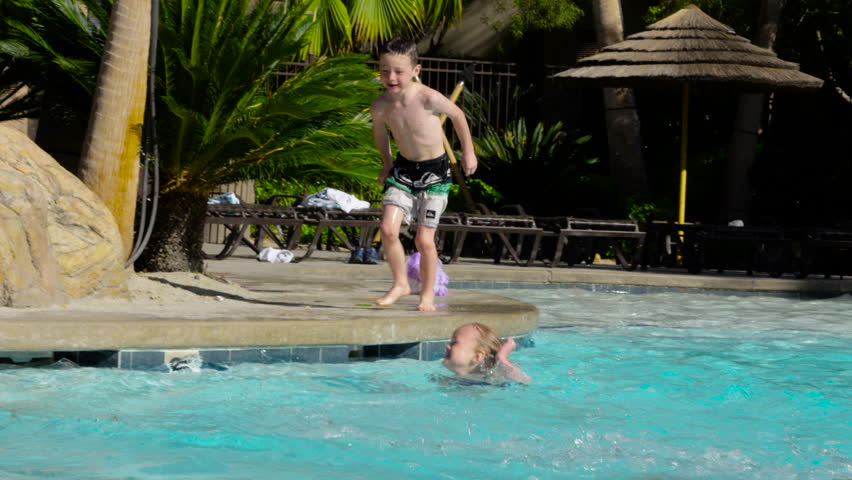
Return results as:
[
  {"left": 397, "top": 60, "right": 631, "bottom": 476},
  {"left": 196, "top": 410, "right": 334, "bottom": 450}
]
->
[{"left": 0, "top": 243, "right": 849, "bottom": 369}]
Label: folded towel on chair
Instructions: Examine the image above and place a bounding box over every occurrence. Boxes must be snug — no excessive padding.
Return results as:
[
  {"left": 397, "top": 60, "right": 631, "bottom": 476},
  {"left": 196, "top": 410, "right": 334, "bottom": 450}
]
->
[
  {"left": 301, "top": 188, "right": 370, "bottom": 213},
  {"left": 208, "top": 192, "right": 240, "bottom": 204}
]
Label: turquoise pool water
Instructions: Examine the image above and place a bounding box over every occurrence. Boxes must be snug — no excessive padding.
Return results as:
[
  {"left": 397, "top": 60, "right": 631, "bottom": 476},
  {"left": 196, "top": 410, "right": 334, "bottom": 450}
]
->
[{"left": 1, "top": 289, "right": 850, "bottom": 479}]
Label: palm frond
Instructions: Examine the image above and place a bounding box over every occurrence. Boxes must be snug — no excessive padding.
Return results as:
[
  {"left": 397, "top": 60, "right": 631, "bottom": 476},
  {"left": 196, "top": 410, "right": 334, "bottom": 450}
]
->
[
  {"left": 0, "top": 0, "right": 109, "bottom": 121},
  {"left": 421, "top": 0, "right": 462, "bottom": 27},
  {"left": 348, "top": 0, "right": 422, "bottom": 46},
  {"left": 158, "top": 0, "right": 307, "bottom": 175},
  {"left": 220, "top": 120, "right": 381, "bottom": 188},
  {"left": 301, "top": 0, "right": 352, "bottom": 57}
]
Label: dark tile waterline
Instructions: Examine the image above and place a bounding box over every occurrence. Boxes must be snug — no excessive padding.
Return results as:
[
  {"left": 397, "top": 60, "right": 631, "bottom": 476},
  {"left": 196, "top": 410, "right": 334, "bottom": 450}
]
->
[{"left": 7, "top": 334, "right": 534, "bottom": 372}]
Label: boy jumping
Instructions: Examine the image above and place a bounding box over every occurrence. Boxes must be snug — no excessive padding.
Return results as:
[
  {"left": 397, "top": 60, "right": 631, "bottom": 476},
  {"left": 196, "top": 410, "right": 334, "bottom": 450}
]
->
[{"left": 371, "top": 37, "right": 477, "bottom": 311}]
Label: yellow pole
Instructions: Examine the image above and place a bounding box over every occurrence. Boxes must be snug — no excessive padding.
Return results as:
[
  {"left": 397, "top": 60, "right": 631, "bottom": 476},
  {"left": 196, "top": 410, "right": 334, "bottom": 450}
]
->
[
  {"left": 439, "top": 82, "right": 465, "bottom": 166},
  {"left": 678, "top": 82, "right": 690, "bottom": 225},
  {"left": 440, "top": 82, "right": 465, "bottom": 129}
]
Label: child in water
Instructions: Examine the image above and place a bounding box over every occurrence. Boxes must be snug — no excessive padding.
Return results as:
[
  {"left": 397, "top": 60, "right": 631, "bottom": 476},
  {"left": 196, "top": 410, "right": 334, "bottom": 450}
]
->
[{"left": 443, "top": 323, "right": 531, "bottom": 384}]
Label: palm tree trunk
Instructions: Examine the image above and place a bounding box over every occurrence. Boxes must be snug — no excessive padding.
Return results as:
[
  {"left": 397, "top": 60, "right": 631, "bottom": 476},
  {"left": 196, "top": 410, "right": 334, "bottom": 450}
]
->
[
  {"left": 592, "top": 0, "right": 648, "bottom": 195},
  {"left": 134, "top": 190, "right": 208, "bottom": 272},
  {"left": 77, "top": 0, "right": 151, "bottom": 260},
  {"left": 721, "top": 0, "right": 786, "bottom": 223}
]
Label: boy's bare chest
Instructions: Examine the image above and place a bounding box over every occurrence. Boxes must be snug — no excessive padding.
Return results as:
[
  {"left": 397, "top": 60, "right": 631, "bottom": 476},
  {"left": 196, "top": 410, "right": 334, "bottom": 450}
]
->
[{"left": 384, "top": 101, "right": 438, "bottom": 133}]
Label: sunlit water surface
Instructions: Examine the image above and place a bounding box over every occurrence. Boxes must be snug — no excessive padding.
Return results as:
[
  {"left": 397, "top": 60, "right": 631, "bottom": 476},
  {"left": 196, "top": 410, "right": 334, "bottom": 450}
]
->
[{"left": 0, "top": 289, "right": 850, "bottom": 479}]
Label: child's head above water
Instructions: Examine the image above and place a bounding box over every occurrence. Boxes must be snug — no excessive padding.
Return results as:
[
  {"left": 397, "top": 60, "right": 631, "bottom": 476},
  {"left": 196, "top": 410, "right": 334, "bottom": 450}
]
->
[{"left": 443, "top": 322, "right": 502, "bottom": 376}]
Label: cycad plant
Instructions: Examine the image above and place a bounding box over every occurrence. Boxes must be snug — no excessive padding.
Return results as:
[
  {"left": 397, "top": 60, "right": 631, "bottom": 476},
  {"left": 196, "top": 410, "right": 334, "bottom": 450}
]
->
[
  {"left": 474, "top": 117, "right": 602, "bottom": 214},
  {"left": 476, "top": 117, "right": 568, "bottom": 166},
  {"left": 136, "top": 0, "right": 383, "bottom": 271}
]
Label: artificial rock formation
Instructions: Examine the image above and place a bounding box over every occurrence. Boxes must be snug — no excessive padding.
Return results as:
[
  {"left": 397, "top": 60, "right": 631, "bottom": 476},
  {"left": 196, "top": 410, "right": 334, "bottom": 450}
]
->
[{"left": 0, "top": 125, "right": 128, "bottom": 307}]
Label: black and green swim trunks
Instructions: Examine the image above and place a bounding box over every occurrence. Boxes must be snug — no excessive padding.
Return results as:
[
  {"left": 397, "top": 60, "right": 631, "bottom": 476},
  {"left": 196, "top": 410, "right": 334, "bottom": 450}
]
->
[
  {"left": 385, "top": 152, "right": 452, "bottom": 195},
  {"left": 383, "top": 152, "right": 452, "bottom": 228}
]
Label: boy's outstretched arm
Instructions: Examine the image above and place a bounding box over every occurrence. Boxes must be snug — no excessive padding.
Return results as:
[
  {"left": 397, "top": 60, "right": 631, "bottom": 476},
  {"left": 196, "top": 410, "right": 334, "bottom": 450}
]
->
[
  {"left": 430, "top": 91, "right": 477, "bottom": 177},
  {"left": 371, "top": 103, "right": 394, "bottom": 185},
  {"left": 497, "top": 337, "right": 531, "bottom": 384}
]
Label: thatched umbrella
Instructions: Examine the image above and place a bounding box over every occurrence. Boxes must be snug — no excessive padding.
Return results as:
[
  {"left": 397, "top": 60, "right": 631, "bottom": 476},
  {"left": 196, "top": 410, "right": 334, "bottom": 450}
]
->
[{"left": 556, "top": 4, "right": 823, "bottom": 223}]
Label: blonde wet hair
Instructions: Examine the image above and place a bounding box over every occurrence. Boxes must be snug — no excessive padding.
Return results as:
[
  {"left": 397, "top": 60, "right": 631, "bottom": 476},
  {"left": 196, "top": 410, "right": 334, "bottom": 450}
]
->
[{"left": 468, "top": 322, "right": 502, "bottom": 370}]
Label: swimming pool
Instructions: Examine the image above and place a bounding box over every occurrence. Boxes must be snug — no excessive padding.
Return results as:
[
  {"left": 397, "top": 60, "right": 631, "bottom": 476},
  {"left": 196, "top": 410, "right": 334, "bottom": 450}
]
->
[{"left": 1, "top": 289, "right": 849, "bottom": 479}]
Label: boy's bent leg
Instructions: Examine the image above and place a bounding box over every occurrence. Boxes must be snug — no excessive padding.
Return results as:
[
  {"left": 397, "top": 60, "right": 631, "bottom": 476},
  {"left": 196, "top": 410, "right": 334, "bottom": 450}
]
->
[
  {"left": 376, "top": 204, "right": 411, "bottom": 306},
  {"left": 414, "top": 225, "right": 439, "bottom": 311}
]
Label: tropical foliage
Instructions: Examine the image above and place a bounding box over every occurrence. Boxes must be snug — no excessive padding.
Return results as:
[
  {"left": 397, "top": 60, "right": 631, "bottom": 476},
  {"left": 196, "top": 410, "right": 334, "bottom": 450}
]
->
[
  {"left": 485, "top": 0, "right": 583, "bottom": 39},
  {"left": 0, "top": 0, "right": 468, "bottom": 123},
  {"left": 0, "top": 0, "right": 108, "bottom": 123},
  {"left": 476, "top": 117, "right": 569, "bottom": 166},
  {"left": 299, "top": 0, "right": 464, "bottom": 56},
  {"left": 473, "top": 117, "right": 607, "bottom": 215},
  {"left": 154, "top": 0, "right": 381, "bottom": 195},
  {"left": 643, "top": 1, "right": 755, "bottom": 30}
]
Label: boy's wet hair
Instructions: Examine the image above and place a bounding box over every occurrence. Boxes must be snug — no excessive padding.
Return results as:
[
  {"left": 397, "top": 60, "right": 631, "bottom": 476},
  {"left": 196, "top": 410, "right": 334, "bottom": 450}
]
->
[{"left": 381, "top": 37, "right": 418, "bottom": 66}]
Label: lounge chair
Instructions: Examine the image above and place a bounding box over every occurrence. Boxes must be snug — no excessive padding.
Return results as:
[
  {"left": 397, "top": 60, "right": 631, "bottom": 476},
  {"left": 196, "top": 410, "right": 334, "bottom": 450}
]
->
[
  {"left": 294, "top": 204, "right": 383, "bottom": 263},
  {"left": 205, "top": 193, "right": 307, "bottom": 260},
  {"left": 793, "top": 226, "right": 852, "bottom": 279},
  {"left": 436, "top": 205, "right": 544, "bottom": 266},
  {"left": 545, "top": 217, "right": 647, "bottom": 270},
  {"left": 642, "top": 220, "right": 794, "bottom": 276}
]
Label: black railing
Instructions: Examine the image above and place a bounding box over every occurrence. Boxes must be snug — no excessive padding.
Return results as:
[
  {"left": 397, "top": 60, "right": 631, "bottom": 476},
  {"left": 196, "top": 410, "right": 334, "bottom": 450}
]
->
[
  {"left": 273, "top": 56, "right": 553, "bottom": 138},
  {"left": 418, "top": 57, "right": 519, "bottom": 138}
]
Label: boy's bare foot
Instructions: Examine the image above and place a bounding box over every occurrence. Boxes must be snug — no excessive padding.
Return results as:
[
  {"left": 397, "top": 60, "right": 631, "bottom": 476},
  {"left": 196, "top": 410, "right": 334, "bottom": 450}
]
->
[
  {"left": 417, "top": 292, "right": 436, "bottom": 311},
  {"left": 416, "top": 299, "right": 436, "bottom": 311},
  {"left": 375, "top": 285, "right": 411, "bottom": 306}
]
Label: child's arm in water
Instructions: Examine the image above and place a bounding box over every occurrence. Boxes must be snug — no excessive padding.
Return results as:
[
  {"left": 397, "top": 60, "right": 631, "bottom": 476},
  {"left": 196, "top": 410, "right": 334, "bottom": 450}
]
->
[{"left": 496, "top": 337, "right": 531, "bottom": 384}]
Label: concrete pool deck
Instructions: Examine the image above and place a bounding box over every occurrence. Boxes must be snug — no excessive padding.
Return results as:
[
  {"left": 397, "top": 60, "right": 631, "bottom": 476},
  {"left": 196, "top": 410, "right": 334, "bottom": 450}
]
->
[
  {"left": 0, "top": 244, "right": 850, "bottom": 368},
  {"left": 211, "top": 246, "right": 852, "bottom": 296}
]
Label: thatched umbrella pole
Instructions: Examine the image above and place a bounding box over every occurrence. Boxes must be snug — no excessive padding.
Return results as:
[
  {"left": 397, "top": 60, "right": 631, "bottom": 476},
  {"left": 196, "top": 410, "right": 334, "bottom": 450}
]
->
[{"left": 679, "top": 82, "right": 690, "bottom": 224}]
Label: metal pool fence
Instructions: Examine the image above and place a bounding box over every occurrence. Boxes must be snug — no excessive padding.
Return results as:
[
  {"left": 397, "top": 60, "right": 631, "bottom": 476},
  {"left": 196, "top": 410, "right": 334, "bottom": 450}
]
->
[{"left": 274, "top": 56, "right": 569, "bottom": 138}]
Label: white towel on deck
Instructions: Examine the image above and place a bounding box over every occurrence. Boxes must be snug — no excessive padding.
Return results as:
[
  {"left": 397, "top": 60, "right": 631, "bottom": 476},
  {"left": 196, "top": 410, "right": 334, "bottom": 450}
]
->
[{"left": 257, "top": 247, "right": 294, "bottom": 263}]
